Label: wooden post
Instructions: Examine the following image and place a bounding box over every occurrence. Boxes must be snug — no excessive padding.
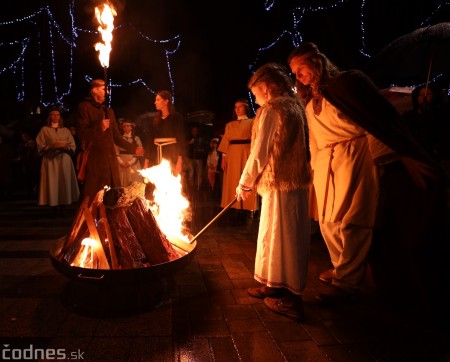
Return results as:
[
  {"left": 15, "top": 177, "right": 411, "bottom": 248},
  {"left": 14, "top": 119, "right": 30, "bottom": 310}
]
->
[
  {"left": 98, "top": 203, "right": 119, "bottom": 269},
  {"left": 83, "top": 206, "right": 110, "bottom": 269},
  {"left": 58, "top": 196, "right": 90, "bottom": 260}
]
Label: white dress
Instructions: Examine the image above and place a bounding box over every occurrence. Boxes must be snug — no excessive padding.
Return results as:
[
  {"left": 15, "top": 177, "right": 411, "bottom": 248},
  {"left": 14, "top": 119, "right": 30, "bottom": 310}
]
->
[
  {"left": 116, "top": 133, "right": 143, "bottom": 187},
  {"left": 36, "top": 126, "right": 80, "bottom": 206},
  {"left": 239, "top": 107, "right": 310, "bottom": 295}
]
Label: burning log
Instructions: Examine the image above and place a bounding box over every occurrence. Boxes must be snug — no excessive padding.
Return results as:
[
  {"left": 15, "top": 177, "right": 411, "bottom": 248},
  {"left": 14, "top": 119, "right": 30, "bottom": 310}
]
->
[
  {"left": 126, "top": 197, "right": 179, "bottom": 264},
  {"left": 107, "top": 206, "right": 149, "bottom": 268}
]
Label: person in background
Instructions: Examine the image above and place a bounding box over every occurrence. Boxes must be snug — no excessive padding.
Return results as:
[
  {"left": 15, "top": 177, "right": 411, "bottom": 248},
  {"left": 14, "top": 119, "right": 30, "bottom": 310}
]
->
[
  {"left": 288, "top": 42, "right": 447, "bottom": 306},
  {"left": 15, "top": 130, "right": 40, "bottom": 199},
  {"left": 186, "top": 124, "right": 208, "bottom": 191},
  {"left": 237, "top": 63, "right": 311, "bottom": 321},
  {"left": 403, "top": 84, "right": 450, "bottom": 181},
  {"left": 206, "top": 137, "right": 220, "bottom": 195},
  {"left": 0, "top": 134, "right": 15, "bottom": 201},
  {"left": 36, "top": 107, "right": 79, "bottom": 216},
  {"left": 75, "top": 79, "right": 144, "bottom": 203},
  {"left": 143, "top": 90, "right": 185, "bottom": 176},
  {"left": 218, "top": 98, "right": 258, "bottom": 221},
  {"left": 116, "top": 118, "right": 144, "bottom": 187}
]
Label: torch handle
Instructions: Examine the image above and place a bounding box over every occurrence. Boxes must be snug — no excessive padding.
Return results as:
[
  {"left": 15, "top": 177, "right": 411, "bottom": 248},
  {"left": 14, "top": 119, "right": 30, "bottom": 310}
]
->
[
  {"left": 103, "top": 106, "right": 109, "bottom": 120},
  {"left": 189, "top": 197, "right": 237, "bottom": 244}
]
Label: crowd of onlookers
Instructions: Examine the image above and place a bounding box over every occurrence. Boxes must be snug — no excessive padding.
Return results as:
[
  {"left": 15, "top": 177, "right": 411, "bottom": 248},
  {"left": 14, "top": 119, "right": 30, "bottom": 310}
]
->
[
  {"left": 2, "top": 81, "right": 449, "bottom": 207},
  {"left": 0, "top": 110, "right": 225, "bottom": 204}
]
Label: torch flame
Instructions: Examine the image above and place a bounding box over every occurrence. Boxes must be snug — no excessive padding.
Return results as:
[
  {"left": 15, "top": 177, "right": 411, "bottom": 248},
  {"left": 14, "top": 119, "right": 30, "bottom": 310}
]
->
[{"left": 94, "top": 3, "right": 117, "bottom": 68}]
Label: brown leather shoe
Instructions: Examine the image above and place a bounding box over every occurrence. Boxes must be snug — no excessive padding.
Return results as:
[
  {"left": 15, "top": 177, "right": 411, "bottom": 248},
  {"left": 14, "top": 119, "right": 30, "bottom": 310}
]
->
[
  {"left": 316, "top": 284, "right": 357, "bottom": 303},
  {"left": 319, "top": 268, "right": 334, "bottom": 283},
  {"left": 247, "top": 286, "right": 283, "bottom": 299},
  {"left": 264, "top": 296, "right": 305, "bottom": 321}
]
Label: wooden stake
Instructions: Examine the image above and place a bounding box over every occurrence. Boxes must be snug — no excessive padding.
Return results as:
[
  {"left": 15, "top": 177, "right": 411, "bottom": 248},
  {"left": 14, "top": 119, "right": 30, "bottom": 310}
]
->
[
  {"left": 83, "top": 206, "right": 110, "bottom": 269},
  {"left": 99, "top": 203, "right": 119, "bottom": 269},
  {"left": 58, "top": 196, "right": 90, "bottom": 260}
]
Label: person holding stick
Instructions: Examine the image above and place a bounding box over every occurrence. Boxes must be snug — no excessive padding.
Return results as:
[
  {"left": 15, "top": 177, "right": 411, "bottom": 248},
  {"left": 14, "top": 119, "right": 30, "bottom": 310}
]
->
[
  {"left": 236, "top": 63, "right": 312, "bottom": 321},
  {"left": 75, "top": 79, "right": 144, "bottom": 203}
]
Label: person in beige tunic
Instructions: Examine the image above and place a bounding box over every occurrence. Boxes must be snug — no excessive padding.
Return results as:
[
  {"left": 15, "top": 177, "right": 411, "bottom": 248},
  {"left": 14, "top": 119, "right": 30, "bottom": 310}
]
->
[
  {"left": 218, "top": 99, "right": 258, "bottom": 215},
  {"left": 236, "top": 63, "right": 311, "bottom": 321},
  {"left": 288, "top": 42, "right": 446, "bottom": 304}
]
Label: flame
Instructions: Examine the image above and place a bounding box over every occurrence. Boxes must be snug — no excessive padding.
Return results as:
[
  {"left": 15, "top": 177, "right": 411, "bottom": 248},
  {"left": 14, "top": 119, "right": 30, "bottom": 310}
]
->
[
  {"left": 140, "top": 160, "right": 190, "bottom": 242},
  {"left": 71, "top": 238, "right": 97, "bottom": 268},
  {"left": 94, "top": 3, "right": 117, "bottom": 68}
]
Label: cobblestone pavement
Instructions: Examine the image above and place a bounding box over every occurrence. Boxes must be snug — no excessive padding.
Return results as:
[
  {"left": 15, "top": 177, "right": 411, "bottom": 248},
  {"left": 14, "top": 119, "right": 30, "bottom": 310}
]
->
[{"left": 0, "top": 193, "right": 449, "bottom": 362}]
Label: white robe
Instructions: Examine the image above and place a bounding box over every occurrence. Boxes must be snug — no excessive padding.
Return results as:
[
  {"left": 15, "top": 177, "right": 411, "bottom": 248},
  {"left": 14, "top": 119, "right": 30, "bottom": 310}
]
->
[
  {"left": 36, "top": 126, "right": 79, "bottom": 206},
  {"left": 239, "top": 107, "right": 310, "bottom": 295},
  {"left": 116, "top": 133, "right": 143, "bottom": 187}
]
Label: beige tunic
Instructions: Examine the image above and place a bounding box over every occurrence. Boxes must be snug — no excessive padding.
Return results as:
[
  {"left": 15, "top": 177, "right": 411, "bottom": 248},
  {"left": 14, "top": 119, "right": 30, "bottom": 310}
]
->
[
  {"left": 307, "top": 99, "right": 378, "bottom": 226},
  {"left": 218, "top": 118, "right": 258, "bottom": 210}
]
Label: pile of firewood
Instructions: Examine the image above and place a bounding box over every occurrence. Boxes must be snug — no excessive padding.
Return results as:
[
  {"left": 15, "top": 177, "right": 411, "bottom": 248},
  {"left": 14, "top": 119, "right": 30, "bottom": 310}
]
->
[{"left": 57, "top": 183, "right": 193, "bottom": 269}]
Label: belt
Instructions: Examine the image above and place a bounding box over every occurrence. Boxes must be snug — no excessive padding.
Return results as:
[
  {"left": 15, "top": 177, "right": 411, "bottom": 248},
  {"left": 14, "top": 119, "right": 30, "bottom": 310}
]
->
[
  {"left": 321, "top": 133, "right": 366, "bottom": 223},
  {"left": 229, "top": 139, "right": 250, "bottom": 144}
]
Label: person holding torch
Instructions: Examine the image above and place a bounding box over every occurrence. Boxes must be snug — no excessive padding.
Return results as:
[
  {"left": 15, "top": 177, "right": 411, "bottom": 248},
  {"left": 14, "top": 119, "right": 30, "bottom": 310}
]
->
[{"left": 75, "top": 79, "right": 144, "bottom": 203}]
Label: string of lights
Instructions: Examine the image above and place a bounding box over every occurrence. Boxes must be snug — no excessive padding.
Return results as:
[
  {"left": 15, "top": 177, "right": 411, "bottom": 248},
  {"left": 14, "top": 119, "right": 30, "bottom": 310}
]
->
[{"left": 0, "top": 0, "right": 448, "bottom": 114}]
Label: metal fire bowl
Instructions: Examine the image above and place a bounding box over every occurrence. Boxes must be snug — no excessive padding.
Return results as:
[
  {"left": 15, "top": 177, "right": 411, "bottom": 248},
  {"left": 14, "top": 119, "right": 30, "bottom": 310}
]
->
[{"left": 49, "top": 235, "right": 197, "bottom": 286}]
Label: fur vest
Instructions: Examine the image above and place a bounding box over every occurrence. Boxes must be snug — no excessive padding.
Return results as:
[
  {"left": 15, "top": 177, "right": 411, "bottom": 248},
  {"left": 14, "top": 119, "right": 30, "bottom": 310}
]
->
[{"left": 253, "top": 96, "right": 311, "bottom": 195}]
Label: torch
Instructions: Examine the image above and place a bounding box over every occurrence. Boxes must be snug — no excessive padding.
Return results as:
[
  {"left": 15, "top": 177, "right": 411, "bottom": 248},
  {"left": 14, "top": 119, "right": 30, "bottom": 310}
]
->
[{"left": 94, "top": 2, "right": 117, "bottom": 109}]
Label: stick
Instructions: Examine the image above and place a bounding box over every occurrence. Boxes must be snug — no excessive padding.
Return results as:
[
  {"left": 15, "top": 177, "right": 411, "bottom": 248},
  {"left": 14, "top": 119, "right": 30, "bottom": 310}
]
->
[
  {"left": 189, "top": 197, "right": 237, "bottom": 244},
  {"left": 168, "top": 236, "right": 196, "bottom": 253},
  {"left": 104, "top": 66, "right": 109, "bottom": 109}
]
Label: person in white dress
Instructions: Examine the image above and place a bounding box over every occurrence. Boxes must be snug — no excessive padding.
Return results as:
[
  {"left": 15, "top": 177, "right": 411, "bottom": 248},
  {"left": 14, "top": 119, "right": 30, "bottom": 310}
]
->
[
  {"left": 236, "top": 63, "right": 312, "bottom": 321},
  {"left": 116, "top": 119, "right": 144, "bottom": 187},
  {"left": 36, "top": 107, "right": 79, "bottom": 216}
]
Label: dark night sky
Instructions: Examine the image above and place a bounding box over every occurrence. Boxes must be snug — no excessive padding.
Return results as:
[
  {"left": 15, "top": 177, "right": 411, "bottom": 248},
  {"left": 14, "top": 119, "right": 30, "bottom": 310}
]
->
[{"left": 0, "top": 0, "right": 449, "bottom": 130}]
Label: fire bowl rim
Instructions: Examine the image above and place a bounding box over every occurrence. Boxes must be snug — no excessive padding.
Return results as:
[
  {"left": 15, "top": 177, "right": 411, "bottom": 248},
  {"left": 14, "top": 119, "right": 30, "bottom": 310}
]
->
[{"left": 49, "top": 235, "right": 197, "bottom": 285}]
